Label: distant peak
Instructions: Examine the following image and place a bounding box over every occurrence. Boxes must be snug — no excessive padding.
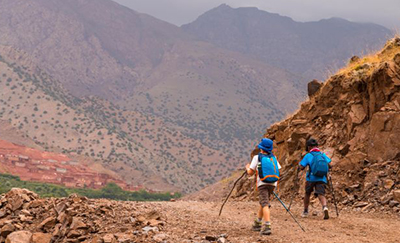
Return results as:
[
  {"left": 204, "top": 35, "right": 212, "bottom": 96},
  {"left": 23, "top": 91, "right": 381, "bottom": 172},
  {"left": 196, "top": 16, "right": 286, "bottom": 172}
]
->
[
  {"left": 216, "top": 3, "right": 232, "bottom": 9},
  {"left": 215, "top": 4, "right": 260, "bottom": 12},
  {"left": 323, "top": 17, "right": 351, "bottom": 23}
]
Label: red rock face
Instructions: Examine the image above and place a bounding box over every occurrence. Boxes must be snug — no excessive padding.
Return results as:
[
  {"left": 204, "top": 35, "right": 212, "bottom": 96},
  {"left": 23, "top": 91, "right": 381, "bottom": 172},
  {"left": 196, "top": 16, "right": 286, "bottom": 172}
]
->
[
  {"left": 0, "top": 139, "right": 139, "bottom": 191},
  {"left": 228, "top": 38, "right": 400, "bottom": 213}
]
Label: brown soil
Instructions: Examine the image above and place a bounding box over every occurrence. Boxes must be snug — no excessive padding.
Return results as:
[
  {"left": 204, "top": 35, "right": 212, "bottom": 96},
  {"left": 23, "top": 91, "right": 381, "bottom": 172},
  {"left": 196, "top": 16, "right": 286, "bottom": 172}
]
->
[{"left": 162, "top": 200, "right": 400, "bottom": 243}]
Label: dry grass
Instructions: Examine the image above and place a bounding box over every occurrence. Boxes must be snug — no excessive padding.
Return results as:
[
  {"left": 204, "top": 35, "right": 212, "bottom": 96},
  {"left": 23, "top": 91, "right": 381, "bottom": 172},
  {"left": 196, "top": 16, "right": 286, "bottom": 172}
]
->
[{"left": 336, "top": 36, "right": 400, "bottom": 76}]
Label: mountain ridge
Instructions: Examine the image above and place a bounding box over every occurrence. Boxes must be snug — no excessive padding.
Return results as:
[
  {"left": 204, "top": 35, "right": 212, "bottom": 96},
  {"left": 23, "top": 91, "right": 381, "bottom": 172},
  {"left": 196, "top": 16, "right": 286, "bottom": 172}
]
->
[{"left": 182, "top": 4, "right": 392, "bottom": 81}]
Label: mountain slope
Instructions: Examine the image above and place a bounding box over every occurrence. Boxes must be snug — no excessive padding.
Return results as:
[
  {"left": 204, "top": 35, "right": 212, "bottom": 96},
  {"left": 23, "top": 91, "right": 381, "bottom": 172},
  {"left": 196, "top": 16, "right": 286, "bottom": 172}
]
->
[
  {"left": 0, "top": 0, "right": 186, "bottom": 99},
  {"left": 211, "top": 38, "right": 400, "bottom": 212},
  {"left": 0, "top": 44, "right": 293, "bottom": 193},
  {"left": 0, "top": 0, "right": 304, "bottom": 192},
  {"left": 182, "top": 4, "right": 392, "bottom": 81},
  {"left": 0, "top": 46, "right": 197, "bottom": 192}
]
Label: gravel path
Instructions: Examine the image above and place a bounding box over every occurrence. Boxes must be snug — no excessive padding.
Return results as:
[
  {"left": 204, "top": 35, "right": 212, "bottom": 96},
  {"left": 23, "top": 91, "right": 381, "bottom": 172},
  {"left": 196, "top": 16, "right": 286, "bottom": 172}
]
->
[{"left": 161, "top": 200, "right": 400, "bottom": 243}]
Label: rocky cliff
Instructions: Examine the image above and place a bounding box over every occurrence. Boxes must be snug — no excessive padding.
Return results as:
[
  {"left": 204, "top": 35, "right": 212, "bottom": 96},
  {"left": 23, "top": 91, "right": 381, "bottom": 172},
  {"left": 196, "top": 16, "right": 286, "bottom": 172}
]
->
[{"left": 198, "top": 38, "right": 400, "bottom": 213}]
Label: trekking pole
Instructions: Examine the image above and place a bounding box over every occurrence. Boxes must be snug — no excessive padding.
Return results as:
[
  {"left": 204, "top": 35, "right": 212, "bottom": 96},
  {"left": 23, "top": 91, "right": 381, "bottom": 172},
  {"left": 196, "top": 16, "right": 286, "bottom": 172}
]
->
[
  {"left": 218, "top": 170, "right": 247, "bottom": 216},
  {"left": 288, "top": 167, "right": 300, "bottom": 211},
  {"left": 273, "top": 191, "right": 306, "bottom": 232},
  {"left": 328, "top": 174, "right": 339, "bottom": 217}
]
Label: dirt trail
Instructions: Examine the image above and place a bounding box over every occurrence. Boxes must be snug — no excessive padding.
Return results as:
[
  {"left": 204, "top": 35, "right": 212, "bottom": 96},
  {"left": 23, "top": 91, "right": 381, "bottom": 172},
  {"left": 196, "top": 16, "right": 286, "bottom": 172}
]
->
[{"left": 160, "top": 200, "right": 400, "bottom": 243}]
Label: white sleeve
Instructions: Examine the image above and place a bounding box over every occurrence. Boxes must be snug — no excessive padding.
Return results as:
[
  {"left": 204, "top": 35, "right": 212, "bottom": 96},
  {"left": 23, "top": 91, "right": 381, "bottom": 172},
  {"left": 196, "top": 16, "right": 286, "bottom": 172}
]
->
[
  {"left": 249, "top": 155, "right": 258, "bottom": 171},
  {"left": 277, "top": 160, "right": 282, "bottom": 170}
]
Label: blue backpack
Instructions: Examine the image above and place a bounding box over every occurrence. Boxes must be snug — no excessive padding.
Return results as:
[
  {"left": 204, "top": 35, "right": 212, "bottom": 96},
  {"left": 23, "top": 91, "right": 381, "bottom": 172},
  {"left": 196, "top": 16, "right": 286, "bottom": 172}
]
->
[
  {"left": 310, "top": 152, "right": 329, "bottom": 177},
  {"left": 257, "top": 153, "right": 280, "bottom": 183}
]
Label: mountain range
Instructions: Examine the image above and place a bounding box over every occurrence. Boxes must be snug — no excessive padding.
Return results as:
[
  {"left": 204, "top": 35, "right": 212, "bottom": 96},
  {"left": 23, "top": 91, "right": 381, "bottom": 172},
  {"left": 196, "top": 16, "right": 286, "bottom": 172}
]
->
[
  {"left": 183, "top": 4, "right": 392, "bottom": 81},
  {"left": 0, "top": 0, "right": 393, "bottom": 192}
]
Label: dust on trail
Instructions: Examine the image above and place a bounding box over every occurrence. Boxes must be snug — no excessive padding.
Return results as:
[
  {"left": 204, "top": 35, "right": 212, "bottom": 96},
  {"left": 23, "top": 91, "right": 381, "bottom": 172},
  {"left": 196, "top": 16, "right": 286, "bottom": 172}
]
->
[{"left": 161, "top": 201, "right": 400, "bottom": 243}]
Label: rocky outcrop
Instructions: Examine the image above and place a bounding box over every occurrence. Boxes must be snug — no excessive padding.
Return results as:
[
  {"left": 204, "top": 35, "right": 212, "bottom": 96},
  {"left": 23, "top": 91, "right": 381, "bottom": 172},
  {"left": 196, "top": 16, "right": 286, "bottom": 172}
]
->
[
  {"left": 0, "top": 188, "right": 167, "bottom": 243},
  {"left": 307, "top": 79, "right": 322, "bottom": 97},
  {"left": 231, "top": 38, "right": 400, "bottom": 213}
]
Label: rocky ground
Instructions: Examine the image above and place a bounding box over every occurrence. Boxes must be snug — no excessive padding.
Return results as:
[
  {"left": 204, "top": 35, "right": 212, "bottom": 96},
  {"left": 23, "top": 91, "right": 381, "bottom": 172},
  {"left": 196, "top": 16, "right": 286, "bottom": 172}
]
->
[
  {"left": 163, "top": 200, "right": 400, "bottom": 243},
  {"left": 0, "top": 188, "right": 167, "bottom": 243},
  {"left": 1, "top": 188, "right": 400, "bottom": 243}
]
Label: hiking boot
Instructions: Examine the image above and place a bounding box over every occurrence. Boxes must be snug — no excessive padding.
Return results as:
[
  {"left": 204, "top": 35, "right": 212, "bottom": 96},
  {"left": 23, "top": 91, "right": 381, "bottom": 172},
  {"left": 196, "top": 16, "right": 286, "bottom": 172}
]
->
[
  {"left": 260, "top": 224, "right": 272, "bottom": 235},
  {"left": 323, "top": 207, "right": 329, "bottom": 220},
  {"left": 301, "top": 211, "right": 309, "bottom": 218},
  {"left": 251, "top": 220, "right": 262, "bottom": 231}
]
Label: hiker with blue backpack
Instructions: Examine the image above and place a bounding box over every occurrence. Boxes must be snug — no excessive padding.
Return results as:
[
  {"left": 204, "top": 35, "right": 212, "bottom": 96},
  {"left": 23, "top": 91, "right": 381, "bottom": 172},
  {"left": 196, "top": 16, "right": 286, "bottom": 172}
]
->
[
  {"left": 299, "top": 138, "right": 332, "bottom": 220},
  {"left": 246, "top": 138, "right": 281, "bottom": 235}
]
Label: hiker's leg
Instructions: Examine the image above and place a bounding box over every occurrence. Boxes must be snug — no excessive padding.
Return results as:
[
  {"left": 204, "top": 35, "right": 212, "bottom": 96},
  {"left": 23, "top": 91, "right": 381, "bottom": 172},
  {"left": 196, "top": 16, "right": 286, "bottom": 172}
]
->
[
  {"left": 318, "top": 194, "right": 327, "bottom": 207},
  {"left": 315, "top": 183, "right": 330, "bottom": 219},
  {"left": 263, "top": 185, "right": 274, "bottom": 222},
  {"left": 258, "top": 205, "right": 263, "bottom": 219},
  {"left": 304, "top": 182, "right": 313, "bottom": 212},
  {"left": 258, "top": 185, "right": 271, "bottom": 221},
  {"left": 315, "top": 183, "right": 327, "bottom": 207},
  {"left": 304, "top": 192, "right": 311, "bottom": 211},
  {"left": 252, "top": 205, "right": 263, "bottom": 231},
  {"left": 262, "top": 205, "right": 271, "bottom": 222}
]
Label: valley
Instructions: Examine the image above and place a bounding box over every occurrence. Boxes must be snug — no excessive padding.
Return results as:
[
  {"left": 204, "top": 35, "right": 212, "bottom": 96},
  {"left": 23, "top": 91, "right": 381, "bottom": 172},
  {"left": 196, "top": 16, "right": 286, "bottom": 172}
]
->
[{"left": 0, "top": 0, "right": 395, "bottom": 194}]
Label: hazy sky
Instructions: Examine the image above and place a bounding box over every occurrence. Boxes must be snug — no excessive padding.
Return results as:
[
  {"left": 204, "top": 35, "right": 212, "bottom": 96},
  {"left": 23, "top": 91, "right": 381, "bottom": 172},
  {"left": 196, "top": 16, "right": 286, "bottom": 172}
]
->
[{"left": 114, "top": 0, "right": 399, "bottom": 30}]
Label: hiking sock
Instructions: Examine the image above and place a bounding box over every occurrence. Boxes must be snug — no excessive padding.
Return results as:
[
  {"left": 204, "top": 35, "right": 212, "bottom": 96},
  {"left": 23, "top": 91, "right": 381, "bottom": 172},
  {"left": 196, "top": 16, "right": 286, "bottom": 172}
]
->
[
  {"left": 265, "top": 221, "right": 271, "bottom": 227},
  {"left": 257, "top": 218, "right": 262, "bottom": 223}
]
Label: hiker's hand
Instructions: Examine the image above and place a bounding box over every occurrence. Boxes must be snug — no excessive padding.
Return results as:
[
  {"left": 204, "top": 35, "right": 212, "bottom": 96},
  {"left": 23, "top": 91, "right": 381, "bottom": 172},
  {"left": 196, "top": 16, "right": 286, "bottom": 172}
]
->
[{"left": 245, "top": 163, "right": 250, "bottom": 170}]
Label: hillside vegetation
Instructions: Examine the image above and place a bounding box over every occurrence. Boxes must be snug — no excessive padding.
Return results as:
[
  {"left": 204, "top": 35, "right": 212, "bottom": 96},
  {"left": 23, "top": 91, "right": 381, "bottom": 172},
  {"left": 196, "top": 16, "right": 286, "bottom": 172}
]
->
[{"left": 0, "top": 174, "right": 179, "bottom": 201}]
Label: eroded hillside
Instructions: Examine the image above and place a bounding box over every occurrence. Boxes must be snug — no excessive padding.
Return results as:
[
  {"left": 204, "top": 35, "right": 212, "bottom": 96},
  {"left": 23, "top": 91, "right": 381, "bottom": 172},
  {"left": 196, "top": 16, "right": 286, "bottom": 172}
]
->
[{"left": 194, "top": 38, "right": 400, "bottom": 213}]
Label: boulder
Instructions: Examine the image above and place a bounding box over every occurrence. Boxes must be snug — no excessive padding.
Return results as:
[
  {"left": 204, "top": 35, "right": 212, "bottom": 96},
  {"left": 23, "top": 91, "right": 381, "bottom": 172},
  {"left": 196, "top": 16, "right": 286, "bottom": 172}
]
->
[
  {"left": 348, "top": 104, "right": 366, "bottom": 125},
  {"left": 5, "top": 231, "right": 32, "bottom": 243},
  {"left": 38, "top": 217, "right": 56, "bottom": 231},
  {"left": 67, "top": 230, "right": 81, "bottom": 238},
  {"left": 383, "top": 179, "right": 394, "bottom": 189},
  {"left": 393, "top": 190, "right": 400, "bottom": 203},
  {"left": 103, "top": 234, "right": 116, "bottom": 243},
  {"left": 31, "top": 233, "right": 52, "bottom": 243},
  {"left": 153, "top": 233, "right": 167, "bottom": 243},
  {"left": 115, "top": 233, "right": 132, "bottom": 243},
  {"left": 394, "top": 53, "right": 400, "bottom": 65},
  {"left": 70, "top": 217, "right": 87, "bottom": 230},
  {"left": 1, "top": 224, "right": 15, "bottom": 237},
  {"left": 389, "top": 200, "right": 400, "bottom": 208},
  {"left": 350, "top": 56, "right": 361, "bottom": 63},
  {"left": 354, "top": 202, "right": 369, "bottom": 208},
  {"left": 307, "top": 79, "right": 322, "bottom": 97}
]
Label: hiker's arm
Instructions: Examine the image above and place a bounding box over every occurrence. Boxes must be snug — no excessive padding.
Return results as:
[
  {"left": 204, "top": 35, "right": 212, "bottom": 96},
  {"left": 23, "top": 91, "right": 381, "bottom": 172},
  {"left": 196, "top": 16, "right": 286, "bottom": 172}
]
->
[
  {"left": 299, "top": 154, "right": 309, "bottom": 171},
  {"left": 247, "top": 156, "right": 258, "bottom": 176},
  {"left": 246, "top": 163, "right": 255, "bottom": 176},
  {"left": 324, "top": 153, "right": 333, "bottom": 169}
]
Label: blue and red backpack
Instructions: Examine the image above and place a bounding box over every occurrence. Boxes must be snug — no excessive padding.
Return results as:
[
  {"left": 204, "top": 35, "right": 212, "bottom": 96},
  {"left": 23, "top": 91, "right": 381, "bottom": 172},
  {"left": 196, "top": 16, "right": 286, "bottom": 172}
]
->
[{"left": 257, "top": 153, "right": 280, "bottom": 183}]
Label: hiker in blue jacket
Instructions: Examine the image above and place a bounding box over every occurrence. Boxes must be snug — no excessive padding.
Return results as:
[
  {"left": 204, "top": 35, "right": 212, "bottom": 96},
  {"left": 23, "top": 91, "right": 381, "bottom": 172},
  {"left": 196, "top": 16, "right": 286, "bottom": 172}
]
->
[{"left": 299, "top": 138, "right": 332, "bottom": 220}]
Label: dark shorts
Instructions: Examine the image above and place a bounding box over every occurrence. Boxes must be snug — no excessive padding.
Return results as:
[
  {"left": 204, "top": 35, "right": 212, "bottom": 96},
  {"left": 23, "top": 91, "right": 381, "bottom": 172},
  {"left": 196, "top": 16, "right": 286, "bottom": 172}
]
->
[
  {"left": 258, "top": 185, "right": 275, "bottom": 208},
  {"left": 305, "top": 181, "right": 326, "bottom": 197}
]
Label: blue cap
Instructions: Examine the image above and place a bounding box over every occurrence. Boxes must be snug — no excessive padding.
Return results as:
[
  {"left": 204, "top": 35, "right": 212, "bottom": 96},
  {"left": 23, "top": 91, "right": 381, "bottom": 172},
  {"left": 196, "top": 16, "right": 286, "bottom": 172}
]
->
[{"left": 258, "top": 138, "right": 273, "bottom": 152}]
